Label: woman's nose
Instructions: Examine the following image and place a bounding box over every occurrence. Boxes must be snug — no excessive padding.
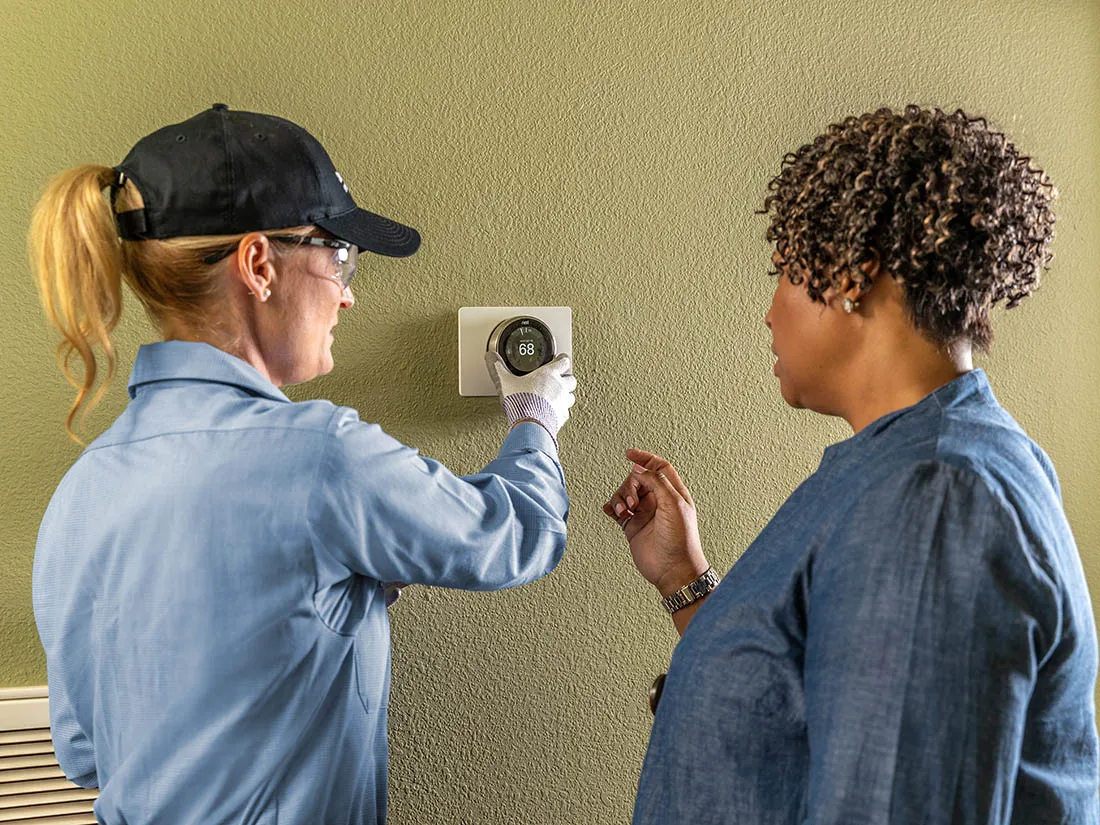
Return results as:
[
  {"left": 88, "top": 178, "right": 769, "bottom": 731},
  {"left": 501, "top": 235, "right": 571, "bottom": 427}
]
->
[
  {"left": 340, "top": 285, "right": 355, "bottom": 308},
  {"left": 764, "top": 286, "right": 778, "bottom": 329}
]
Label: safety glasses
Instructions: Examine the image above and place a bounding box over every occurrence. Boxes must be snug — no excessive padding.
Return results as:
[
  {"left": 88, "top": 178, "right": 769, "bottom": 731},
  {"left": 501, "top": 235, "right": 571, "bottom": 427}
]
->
[{"left": 202, "top": 235, "right": 358, "bottom": 288}]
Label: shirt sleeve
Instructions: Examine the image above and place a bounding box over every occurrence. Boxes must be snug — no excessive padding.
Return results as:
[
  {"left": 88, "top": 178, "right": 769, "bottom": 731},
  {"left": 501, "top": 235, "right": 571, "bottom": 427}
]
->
[
  {"left": 33, "top": 507, "right": 98, "bottom": 789},
  {"left": 307, "top": 408, "right": 569, "bottom": 590},
  {"left": 804, "top": 460, "right": 1060, "bottom": 825},
  {"left": 46, "top": 676, "right": 98, "bottom": 789}
]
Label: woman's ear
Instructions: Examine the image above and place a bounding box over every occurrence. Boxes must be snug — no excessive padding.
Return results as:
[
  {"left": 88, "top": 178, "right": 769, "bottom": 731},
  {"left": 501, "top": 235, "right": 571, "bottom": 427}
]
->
[
  {"left": 859, "top": 249, "right": 881, "bottom": 281},
  {"left": 232, "top": 233, "right": 276, "bottom": 298},
  {"left": 839, "top": 251, "right": 881, "bottom": 305}
]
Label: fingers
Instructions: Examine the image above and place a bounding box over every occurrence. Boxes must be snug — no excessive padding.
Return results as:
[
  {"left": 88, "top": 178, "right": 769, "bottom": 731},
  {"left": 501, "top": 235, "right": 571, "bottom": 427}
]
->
[
  {"left": 625, "top": 449, "right": 695, "bottom": 507},
  {"left": 626, "top": 463, "right": 686, "bottom": 510},
  {"left": 489, "top": 351, "right": 576, "bottom": 391},
  {"left": 604, "top": 461, "right": 680, "bottom": 524},
  {"left": 534, "top": 353, "right": 576, "bottom": 393},
  {"left": 606, "top": 472, "right": 646, "bottom": 519},
  {"left": 545, "top": 353, "right": 572, "bottom": 377},
  {"left": 604, "top": 450, "right": 694, "bottom": 531},
  {"left": 602, "top": 486, "right": 655, "bottom": 536},
  {"left": 601, "top": 498, "right": 630, "bottom": 530}
]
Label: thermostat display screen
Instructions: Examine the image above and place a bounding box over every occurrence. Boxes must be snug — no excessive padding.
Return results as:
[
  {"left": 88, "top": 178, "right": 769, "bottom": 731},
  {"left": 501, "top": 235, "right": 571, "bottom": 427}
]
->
[
  {"left": 488, "top": 316, "right": 556, "bottom": 376},
  {"left": 504, "top": 326, "right": 549, "bottom": 373}
]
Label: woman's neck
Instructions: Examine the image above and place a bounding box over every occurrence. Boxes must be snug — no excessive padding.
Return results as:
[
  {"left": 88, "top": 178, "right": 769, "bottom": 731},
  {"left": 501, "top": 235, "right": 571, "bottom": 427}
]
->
[{"left": 841, "top": 338, "right": 974, "bottom": 434}]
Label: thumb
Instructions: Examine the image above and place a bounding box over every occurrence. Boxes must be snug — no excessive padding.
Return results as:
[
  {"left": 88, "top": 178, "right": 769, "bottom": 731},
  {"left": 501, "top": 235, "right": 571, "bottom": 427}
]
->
[{"left": 484, "top": 351, "right": 507, "bottom": 391}]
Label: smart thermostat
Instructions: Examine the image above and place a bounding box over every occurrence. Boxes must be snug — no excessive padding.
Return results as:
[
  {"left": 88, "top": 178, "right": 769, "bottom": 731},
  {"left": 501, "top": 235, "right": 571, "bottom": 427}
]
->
[
  {"left": 458, "top": 306, "right": 572, "bottom": 396},
  {"left": 487, "top": 316, "right": 556, "bottom": 375}
]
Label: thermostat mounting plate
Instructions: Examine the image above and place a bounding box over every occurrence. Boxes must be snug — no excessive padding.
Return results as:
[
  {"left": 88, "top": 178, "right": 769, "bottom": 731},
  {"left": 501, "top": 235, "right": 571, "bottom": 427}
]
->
[{"left": 458, "top": 306, "right": 572, "bottom": 396}]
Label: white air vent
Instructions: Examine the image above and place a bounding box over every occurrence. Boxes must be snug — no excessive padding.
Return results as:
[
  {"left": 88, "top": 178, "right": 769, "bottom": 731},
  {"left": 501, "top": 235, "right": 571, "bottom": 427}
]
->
[{"left": 0, "top": 687, "right": 97, "bottom": 824}]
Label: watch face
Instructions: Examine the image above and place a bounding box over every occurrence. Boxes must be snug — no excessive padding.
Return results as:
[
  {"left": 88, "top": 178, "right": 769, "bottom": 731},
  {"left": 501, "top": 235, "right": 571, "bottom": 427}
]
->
[{"left": 503, "top": 324, "right": 549, "bottom": 374}]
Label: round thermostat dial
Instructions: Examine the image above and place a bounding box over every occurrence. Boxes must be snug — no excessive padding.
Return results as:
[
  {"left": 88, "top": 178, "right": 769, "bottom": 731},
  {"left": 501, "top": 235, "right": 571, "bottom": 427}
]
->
[{"left": 487, "top": 317, "right": 556, "bottom": 376}]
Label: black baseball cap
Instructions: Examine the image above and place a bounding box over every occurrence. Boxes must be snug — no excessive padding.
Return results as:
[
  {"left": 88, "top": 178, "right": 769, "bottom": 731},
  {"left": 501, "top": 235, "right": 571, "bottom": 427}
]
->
[{"left": 112, "top": 103, "right": 420, "bottom": 257}]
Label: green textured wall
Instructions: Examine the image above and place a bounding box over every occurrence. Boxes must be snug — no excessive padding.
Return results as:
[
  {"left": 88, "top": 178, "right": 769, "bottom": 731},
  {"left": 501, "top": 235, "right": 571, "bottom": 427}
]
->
[{"left": 2, "top": 0, "right": 1098, "bottom": 821}]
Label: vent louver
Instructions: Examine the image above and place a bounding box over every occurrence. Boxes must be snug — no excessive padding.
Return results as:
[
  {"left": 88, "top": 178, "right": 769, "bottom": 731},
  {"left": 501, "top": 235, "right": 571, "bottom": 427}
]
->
[{"left": 0, "top": 689, "right": 96, "bottom": 824}]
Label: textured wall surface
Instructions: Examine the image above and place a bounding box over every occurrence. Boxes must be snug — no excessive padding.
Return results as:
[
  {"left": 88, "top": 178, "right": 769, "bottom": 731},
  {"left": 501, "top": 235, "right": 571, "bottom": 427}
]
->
[{"left": 2, "top": 0, "right": 1098, "bottom": 822}]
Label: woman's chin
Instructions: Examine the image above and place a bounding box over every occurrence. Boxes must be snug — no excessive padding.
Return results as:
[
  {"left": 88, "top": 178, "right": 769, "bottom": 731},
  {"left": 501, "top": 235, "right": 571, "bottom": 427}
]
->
[
  {"left": 320, "top": 343, "right": 335, "bottom": 374},
  {"left": 777, "top": 378, "right": 800, "bottom": 409}
]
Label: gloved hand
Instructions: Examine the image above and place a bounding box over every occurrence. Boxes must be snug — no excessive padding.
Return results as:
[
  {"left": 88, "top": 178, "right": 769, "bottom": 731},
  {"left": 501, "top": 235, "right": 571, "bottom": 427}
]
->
[{"left": 485, "top": 351, "right": 576, "bottom": 443}]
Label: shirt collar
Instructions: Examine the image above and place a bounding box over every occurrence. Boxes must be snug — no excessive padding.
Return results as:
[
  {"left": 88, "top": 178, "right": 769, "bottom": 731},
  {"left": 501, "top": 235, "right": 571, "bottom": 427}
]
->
[
  {"left": 863, "top": 367, "right": 992, "bottom": 435},
  {"left": 821, "top": 368, "right": 993, "bottom": 462},
  {"left": 127, "top": 340, "right": 291, "bottom": 403}
]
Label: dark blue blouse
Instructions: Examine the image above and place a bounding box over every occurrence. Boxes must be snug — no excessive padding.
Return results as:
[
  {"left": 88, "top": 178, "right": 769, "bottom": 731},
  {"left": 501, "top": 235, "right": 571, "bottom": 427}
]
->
[{"left": 634, "top": 370, "right": 1098, "bottom": 825}]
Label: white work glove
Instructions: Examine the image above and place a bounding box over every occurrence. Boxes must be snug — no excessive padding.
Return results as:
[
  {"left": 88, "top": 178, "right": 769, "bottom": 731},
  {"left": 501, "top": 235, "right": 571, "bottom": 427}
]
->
[{"left": 485, "top": 351, "right": 576, "bottom": 443}]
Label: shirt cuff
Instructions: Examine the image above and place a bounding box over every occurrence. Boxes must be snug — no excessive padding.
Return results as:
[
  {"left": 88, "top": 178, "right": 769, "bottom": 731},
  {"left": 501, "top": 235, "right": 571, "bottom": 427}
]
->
[{"left": 501, "top": 420, "right": 561, "bottom": 461}]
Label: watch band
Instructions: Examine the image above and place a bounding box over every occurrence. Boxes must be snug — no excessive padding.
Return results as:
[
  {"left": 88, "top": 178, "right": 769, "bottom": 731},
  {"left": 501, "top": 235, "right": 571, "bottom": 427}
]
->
[{"left": 660, "top": 567, "right": 721, "bottom": 614}]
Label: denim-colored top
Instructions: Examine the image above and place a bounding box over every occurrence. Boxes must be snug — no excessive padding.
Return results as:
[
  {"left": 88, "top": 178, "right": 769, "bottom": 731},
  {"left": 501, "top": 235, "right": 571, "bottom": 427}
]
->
[
  {"left": 634, "top": 369, "right": 1098, "bottom": 825},
  {"left": 33, "top": 340, "right": 569, "bottom": 825}
]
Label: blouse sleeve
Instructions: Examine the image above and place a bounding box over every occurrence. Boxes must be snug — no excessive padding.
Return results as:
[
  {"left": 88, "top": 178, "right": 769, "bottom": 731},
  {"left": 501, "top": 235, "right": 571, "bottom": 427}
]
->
[
  {"left": 307, "top": 408, "right": 569, "bottom": 591},
  {"left": 804, "top": 460, "right": 1060, "bottom": 825}
]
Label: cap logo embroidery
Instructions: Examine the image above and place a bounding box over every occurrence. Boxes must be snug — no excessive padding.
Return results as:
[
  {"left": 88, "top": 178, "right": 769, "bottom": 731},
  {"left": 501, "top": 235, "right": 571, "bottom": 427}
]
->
[{"left": 335, "top": 171, "right": 350, "bottom": 194}]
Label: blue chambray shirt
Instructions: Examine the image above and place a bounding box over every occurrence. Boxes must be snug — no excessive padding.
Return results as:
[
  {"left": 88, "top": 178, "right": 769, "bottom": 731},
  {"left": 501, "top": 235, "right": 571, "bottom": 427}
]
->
[
  {"left": 635, "top": 370, "right": 1099, "bottom": 825},
  {"left": 32, "top": 340, "right": 569, "bottom": 825}
]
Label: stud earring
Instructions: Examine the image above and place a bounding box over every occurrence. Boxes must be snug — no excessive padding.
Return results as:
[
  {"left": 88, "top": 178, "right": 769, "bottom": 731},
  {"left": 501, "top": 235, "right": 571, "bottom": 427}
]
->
[{"left": 842, "top": 298, "right": 859, "bottom": 314}]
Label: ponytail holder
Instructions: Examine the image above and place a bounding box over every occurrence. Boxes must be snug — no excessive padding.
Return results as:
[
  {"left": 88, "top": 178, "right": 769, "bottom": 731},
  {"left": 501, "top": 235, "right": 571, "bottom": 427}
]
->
[
  {"left": 110, "top": 167, "right": 151, "bottom": 239},
  {"left": 109, "top": 169, "right": 126, "bottom": 211}
]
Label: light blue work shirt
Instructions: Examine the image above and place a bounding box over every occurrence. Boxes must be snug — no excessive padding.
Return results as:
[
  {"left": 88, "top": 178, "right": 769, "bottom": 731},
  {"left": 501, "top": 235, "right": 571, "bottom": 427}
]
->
[
  {"left": 635, "top": 369, "right": 1099, "bottom": 825},
  {"left": 33, "top": 340, "right": 569, "bottom": 825}
]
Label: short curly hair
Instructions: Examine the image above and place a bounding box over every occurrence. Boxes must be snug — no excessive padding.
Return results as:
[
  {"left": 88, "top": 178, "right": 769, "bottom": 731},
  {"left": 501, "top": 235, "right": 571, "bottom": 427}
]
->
[{"left": 761, "top": 106, "right": 1057, "bottom": 352}]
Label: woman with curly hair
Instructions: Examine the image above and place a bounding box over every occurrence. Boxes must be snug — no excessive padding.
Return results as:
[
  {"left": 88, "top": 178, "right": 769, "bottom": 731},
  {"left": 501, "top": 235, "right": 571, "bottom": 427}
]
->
[{"left": 605, "top": 106, "right": 1097, "bottom": 824}]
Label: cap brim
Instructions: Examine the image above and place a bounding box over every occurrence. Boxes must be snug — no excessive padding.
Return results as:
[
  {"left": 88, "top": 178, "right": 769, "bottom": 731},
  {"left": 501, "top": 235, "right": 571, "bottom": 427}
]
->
[{"left": 316, "top": 208, "right": 421, "bottom": 258}]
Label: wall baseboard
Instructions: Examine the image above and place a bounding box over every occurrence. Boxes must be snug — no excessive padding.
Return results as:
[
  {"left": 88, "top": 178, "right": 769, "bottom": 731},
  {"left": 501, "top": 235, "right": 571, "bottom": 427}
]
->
[{"left": 0, "top": 686, "right": 49, "bottom": 732}]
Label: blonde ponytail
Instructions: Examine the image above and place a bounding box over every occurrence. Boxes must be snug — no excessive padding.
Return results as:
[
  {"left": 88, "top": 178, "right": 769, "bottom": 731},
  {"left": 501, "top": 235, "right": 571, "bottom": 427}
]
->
[
  {"left": 29, "top": 166, "right": 316, "bottom": 447},
  {"left": 28, "top": 166, "right": 124, "bottom": 447}
]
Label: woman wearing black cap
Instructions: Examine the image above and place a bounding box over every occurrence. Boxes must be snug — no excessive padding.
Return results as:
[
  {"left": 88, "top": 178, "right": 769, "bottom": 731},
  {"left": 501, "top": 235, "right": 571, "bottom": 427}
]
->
[
  {"left": 605, "top": 107, "right": 1098, "bottom": 824},
  {"left": 29, "top": 104, "right": 575, "bottom": 825}
]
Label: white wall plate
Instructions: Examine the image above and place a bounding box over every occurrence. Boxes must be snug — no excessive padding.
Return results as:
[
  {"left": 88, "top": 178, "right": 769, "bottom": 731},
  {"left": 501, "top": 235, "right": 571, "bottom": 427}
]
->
[{"left": 458, "top": 306, "right": 573, "bottom": 396}]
